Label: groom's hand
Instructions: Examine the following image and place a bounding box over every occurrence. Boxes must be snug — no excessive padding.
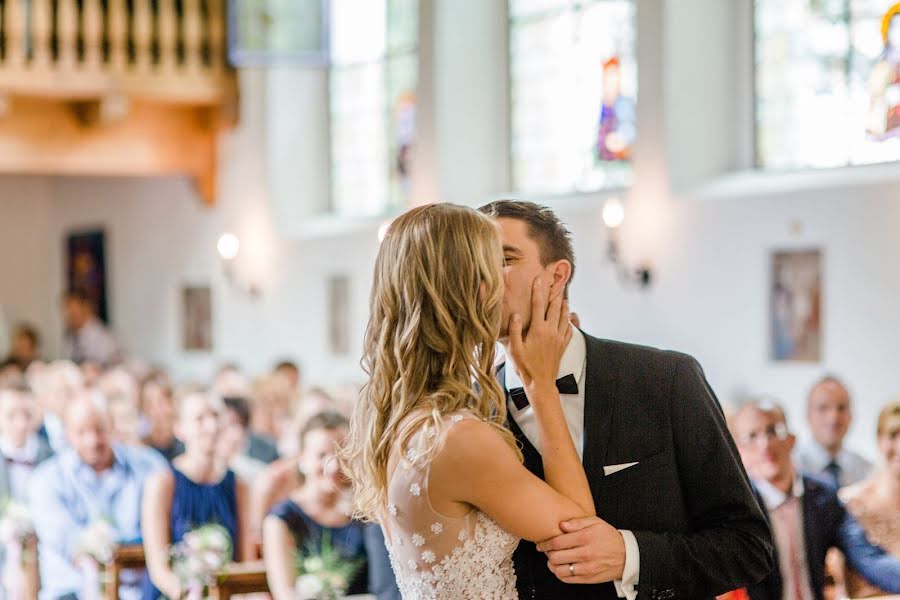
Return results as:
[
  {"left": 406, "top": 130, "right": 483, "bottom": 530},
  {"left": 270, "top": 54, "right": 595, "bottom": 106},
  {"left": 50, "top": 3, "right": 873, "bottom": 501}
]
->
[{"left": 537, "top": 516, "right": 626, "bottom": 584}]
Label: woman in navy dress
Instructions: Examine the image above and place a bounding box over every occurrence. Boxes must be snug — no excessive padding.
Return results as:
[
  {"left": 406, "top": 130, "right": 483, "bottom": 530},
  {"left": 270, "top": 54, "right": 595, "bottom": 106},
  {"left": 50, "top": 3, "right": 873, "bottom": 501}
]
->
[
  {"left": 141, "top": 390, "right": 252, "bottom": 599},
  {"left": 263, "top": 412, "right": 368, "bottom": 599}
]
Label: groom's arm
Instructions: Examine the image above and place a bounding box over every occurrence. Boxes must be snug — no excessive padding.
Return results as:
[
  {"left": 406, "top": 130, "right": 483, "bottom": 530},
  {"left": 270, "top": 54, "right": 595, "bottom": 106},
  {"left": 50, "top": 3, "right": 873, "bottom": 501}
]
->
[{"left": 629, "top": 355, "right": 774, "bottom": 598}]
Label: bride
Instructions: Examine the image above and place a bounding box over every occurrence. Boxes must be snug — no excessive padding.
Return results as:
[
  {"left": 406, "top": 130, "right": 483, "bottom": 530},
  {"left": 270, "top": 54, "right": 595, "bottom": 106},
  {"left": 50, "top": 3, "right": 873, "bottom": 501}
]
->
[{"left": 340, "top": 203, "right": 595, "bottom": 599}]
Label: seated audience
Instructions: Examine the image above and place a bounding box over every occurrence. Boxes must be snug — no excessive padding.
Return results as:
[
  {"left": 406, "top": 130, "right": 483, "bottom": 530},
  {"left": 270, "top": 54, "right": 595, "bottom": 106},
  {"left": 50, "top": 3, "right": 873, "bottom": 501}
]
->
[
  {"left": 273, "top": 359, "right": 302, "bottom": 393},
  {"left": 61, "top": 288, "right": 122, "bottom": 368},
  {"left": 251, "top": 374, "right": 295, "bottom": 445},
  {"left": 278, "top": 387, "right": 337, "bottom": 457},
  {"left": 29, "top": 391, "right": 166, "bottom": 600},
  {"left": 0, "top": 384, "right": 53, "bottom": 501},
  {"left": 30, "top": 360, "right": 84, "bottom": 452},
  {"left": 219, "top": 395, "right": 270, "bottom": 482},
  {"left": 139, "top": 371, "right": 183, "bottom": 461},
  {"left": 100, "top": 368, "right": 142, "bottom": 446},
  {"left": 839, "top": 399, "right": 900, "bottom": 598},
  {"left": 795, "top": 376, "right": 873, "bottom": 487},
  {"left": 1, "top": 323, "right": 41, "bottom": 371},
  {"left": 141, "top": 389, "right": 252, "bottom": 600},
  {"left": 730, "top": 398, "right": 900, "bottom": 599},
  {"left": 263, "top": 412, "right": 368, "bottom": 600}
]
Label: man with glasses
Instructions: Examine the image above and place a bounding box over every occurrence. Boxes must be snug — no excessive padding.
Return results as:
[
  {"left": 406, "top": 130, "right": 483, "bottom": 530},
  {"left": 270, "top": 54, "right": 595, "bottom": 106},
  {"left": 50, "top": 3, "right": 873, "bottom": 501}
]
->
[{"left": 730, "top": 398, "right": 900, "bottom": 600}]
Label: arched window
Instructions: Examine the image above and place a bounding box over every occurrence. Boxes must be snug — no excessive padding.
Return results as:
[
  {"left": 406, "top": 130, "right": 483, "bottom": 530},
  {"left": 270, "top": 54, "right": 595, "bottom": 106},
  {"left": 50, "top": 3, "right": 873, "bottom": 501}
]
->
[
  {"left": 329, "top": 0, "right": 418, "bottom": 217},
  {"left": 509, "top": 0, "right": 637, "bottom": 194},
  {"left": 755, "top": 0, "right": 900, "bottom": 169}
]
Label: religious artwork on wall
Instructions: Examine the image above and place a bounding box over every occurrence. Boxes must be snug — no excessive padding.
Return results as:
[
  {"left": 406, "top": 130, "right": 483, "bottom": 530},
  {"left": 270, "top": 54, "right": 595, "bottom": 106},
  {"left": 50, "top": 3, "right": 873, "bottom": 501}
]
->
[
  {"left": 182, "top": 286, "right": 213, "bottom": 352},
  {"left": 596, "top": 56, "right": 636, "bottom": 163},
  {"left": 327, "top": 275, "right": 350, "bottom": 356},
  {"left": 66, "top": 229, "right": 109, "bottom": 323},
  {"left": 770, "top": 249, "right": 822, "bottom": 362}
]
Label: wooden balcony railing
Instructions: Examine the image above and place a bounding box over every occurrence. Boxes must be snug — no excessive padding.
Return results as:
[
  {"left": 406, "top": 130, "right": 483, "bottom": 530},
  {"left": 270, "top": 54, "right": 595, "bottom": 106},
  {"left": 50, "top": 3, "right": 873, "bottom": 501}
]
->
[{"left": 0, "top": 0, "right": 237, "bottom": 205}]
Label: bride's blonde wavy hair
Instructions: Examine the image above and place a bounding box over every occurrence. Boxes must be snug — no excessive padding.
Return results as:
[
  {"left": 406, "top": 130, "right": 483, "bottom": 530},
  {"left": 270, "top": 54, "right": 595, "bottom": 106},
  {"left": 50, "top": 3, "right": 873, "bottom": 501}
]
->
[{"left": 339, "top": 203, "right": 522, "bottom": 521}]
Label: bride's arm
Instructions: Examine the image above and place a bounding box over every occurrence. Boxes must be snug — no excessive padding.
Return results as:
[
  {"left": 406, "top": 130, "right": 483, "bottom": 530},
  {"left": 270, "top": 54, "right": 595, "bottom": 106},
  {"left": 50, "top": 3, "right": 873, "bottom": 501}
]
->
[{"left": 429, "top": 418, "right": 593, "bottom": 543}]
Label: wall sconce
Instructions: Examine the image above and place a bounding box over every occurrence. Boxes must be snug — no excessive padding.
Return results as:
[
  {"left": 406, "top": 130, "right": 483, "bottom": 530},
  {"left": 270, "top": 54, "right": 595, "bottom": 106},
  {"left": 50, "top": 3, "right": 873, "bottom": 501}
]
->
[
  {"left": 602, "top": 198, "right": 652, "bottom": 289},
  {"left": 217, "top": 232, "right": 260, "bottom": 299}
]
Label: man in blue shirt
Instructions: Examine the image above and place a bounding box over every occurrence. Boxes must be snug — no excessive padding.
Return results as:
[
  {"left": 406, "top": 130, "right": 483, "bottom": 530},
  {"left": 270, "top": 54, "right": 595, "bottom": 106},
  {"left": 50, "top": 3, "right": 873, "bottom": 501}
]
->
[{"left": 29, "top": 391, "right": 166, "bottom": 600}]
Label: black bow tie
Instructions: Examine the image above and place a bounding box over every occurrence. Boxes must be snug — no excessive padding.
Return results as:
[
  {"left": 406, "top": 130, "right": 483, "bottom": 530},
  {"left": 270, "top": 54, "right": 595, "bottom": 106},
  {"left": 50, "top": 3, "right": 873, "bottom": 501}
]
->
[{"left": 507, "top": 373, "right": 579, "bottom": 410}]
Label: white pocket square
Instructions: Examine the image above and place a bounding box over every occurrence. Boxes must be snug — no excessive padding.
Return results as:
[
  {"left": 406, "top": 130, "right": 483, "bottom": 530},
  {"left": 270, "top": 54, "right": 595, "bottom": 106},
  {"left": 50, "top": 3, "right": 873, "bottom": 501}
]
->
[{"left": 603, "top": 462, "right": 639, "bottom": 476}]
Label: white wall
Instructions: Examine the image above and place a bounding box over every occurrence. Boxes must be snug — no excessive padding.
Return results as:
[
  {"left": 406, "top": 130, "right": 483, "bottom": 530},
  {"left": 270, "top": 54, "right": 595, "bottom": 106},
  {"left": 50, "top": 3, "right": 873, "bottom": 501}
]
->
[{"left": 0, "top": 0, "right": 897, "bottom": 461}]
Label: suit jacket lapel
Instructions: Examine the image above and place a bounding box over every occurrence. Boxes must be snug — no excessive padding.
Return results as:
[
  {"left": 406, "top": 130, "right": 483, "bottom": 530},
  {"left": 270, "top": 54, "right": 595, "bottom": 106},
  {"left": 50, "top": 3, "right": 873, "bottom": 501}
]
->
[{"left": 581, "top": 332, "right": 617, "bottom": 503}]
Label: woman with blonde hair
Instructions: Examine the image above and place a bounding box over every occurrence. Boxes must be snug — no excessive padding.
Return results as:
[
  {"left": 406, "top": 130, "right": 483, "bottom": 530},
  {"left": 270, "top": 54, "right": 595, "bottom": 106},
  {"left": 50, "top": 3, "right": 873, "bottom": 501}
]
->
[
  {"left": 339, "top": 203, "right": 595, "bottom": 598},
  {"left": 838, "top": 399, "right": 900, "bottom": 598}
]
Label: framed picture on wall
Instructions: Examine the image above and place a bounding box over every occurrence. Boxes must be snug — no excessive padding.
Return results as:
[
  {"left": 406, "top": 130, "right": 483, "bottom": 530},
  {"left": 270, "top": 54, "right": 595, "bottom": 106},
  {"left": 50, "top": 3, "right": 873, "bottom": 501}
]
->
[
  {"left": 327, "top": 275, "right": 350, "bottom": 356},
  {"left": 182, "top": 286, "right": 213, "bottom": 352},
  {"left": 66, "top": 229, "right": 109, "bottom": 323},
  {"left": 770, "top": 249, "right": 822, "bottom": 362}
]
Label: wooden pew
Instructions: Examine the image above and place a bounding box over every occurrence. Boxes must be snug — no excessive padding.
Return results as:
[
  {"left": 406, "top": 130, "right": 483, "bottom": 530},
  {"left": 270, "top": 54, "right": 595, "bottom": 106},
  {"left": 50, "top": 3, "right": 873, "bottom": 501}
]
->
[
  {"left": 210, "top": 560, "right": 270, "bottom": 600},
  {"left": 103, "top": 544, "right": 146, "bottom": 600}
]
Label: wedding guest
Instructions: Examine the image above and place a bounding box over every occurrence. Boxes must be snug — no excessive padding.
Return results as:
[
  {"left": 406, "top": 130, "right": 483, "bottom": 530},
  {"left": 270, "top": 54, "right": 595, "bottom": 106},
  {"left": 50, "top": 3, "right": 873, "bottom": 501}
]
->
[
  {"left": 795, "top": 376, "right": 873, "bottom": 487},
  {"left": 838, "top": 399, "right": 900, "bottom": 598},
  {"left": 29, "top": 392, "right": 166, "bottom": 600},
  {"left": 141, "top": 389, "right": 252, "bottom": 600},
  {"left": 1, "top": 323, "right": 41, "bottom": 371},
  {"left": 730, "top": 398, "right": 900, "bottom": 599},
  {"left": 0, "top": 384, "right": 52, "bottom": 501},
  {"left": 273, "top": 360, "right": 302, "bottom": 393},
  {"left": 30, "top": 360, "right": 84, "bottom": 452},
  {"left": 278, "top": 387, "right": 336, "bottom": 457},
  {"left": 251, "top": 374, "right": 295, "bottom": 445},
  {"left": 61, "top": 288, "right": 122, "bottom": 368},
  {"left": 263, "top": 412, "right": 368, "bottom": 600},
  {"left": 218, "top": 396, "right": 269, "bottom": 482},
  {"left": 139, "top": 372, "right": 183, "bottom": 461}
]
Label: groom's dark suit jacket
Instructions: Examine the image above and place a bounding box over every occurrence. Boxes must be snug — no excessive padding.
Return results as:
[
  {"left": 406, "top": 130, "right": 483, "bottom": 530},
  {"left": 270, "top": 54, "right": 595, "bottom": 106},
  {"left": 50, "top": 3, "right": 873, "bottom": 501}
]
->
[{"left": 502, "top": 332, "right": 774, "bottom": 600}]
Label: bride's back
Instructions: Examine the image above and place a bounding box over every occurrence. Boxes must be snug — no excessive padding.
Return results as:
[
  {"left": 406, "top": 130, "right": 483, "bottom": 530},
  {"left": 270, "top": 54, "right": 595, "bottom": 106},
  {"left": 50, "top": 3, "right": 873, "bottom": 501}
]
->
[{"left": 380, "top": 411, "right": 519, "bottom": 599}]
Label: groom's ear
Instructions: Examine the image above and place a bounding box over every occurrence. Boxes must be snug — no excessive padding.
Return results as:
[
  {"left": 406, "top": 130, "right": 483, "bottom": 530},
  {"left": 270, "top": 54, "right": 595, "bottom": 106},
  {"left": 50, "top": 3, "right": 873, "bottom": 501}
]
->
[{"left": 548, "top": 259, "right": 573, "bottom": 300}]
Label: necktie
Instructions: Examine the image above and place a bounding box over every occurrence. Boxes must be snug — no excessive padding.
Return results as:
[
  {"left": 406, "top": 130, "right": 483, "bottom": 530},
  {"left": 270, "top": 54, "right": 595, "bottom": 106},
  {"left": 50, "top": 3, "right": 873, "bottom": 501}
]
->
[
  {"left": 824, "top": 460, "right": 841, "bottom": 488},
  {"left": 507, "top": 373, "right": 578, "bottom": 410},
  {"left": 777, "top": 498, "right": 807, "bottom": 600}
]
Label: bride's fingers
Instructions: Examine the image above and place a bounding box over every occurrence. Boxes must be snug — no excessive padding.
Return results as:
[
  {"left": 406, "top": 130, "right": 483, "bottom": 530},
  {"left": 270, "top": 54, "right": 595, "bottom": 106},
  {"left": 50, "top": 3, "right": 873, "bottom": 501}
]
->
[
  {"left": 530, "top": 277, "right": 546, "bottom": 327},
  {"left": 545, "top": 293, "right": 563, "bottom": 330},
  {"left": 557, "top": 299, "right": 570, "bottom": 334},
  {"left": 508, "top": 313, "right": 526, "bottom": 370}
]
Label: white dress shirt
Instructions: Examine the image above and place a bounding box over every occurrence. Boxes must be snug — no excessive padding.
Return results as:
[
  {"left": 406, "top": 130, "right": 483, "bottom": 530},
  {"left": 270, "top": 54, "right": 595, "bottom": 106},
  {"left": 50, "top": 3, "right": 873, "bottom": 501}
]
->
[
  {"left": 794, "top": 441, "right": 873, "bottom": 488},
  {"left": 504, "top": 327, "right": 640, "bottom": 600},
  {"left": 753, "top": 475, "right": 815, "bottom": 600},
  {"left": 65, "top": 317, "right": 121, "bottom": 367},
  {"left": 0, "top": 434, "right": 41, "bottom": 501}
]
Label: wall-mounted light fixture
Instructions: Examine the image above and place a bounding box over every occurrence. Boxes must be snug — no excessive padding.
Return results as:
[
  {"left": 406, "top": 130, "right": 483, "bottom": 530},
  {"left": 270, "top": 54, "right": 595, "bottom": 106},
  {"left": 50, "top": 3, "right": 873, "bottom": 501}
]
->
[
  {"left": 602, "top": 198, "right": 652, "bottom": 289},
  {"left": 217, "top": 232, "right": 260, "bottom": 299}
]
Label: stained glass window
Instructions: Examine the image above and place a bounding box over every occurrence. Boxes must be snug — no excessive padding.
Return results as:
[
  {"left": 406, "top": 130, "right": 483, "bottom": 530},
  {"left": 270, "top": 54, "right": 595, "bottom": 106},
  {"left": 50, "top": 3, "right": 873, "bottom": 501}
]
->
[
  {"left": 755, "top": 0, "right": 900, "bottom": 169},
  {"left": 509, "top": 0, "right": 637, "bottom": 194},
  {"left": 330, "top": 0, "right": 418, "bottom": 217}
]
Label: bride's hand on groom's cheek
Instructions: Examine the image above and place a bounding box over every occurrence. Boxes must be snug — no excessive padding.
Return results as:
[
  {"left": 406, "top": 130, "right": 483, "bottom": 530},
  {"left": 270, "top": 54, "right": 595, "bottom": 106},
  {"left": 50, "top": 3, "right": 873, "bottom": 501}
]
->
[{"left": 537, "top": 516, "right": 626, "bottom": 584}]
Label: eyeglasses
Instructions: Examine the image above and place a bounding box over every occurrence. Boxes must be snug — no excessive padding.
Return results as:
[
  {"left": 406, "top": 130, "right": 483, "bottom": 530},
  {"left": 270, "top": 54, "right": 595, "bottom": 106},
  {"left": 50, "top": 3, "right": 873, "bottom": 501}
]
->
[{"left": 737, "top": 422, "right": 790, "bottom": 447}]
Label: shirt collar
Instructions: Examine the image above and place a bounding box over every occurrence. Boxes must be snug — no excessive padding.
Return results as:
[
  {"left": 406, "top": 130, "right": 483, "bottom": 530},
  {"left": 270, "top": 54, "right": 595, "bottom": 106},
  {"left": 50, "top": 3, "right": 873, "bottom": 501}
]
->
[
  {"left": 504, "top": 326, "right": 586, "bottom": 392},
  {"left": 754, "top": 473, "right": 805, "bottom": 510},
  {"left": 804, "top": 440, "right": 844, "bottom": 470},
  {"left": 0, "top": 435, "right": 39, "bottom": 462},
  {"left": 66, "top": 444, "right": 130, "bottom": 480}
]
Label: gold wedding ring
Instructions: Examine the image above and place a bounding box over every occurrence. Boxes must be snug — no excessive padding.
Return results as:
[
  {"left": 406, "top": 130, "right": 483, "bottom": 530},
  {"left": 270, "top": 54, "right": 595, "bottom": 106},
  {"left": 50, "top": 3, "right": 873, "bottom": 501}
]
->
[{"left": 568, "top": 563, "right": 575, "bottom": 577}]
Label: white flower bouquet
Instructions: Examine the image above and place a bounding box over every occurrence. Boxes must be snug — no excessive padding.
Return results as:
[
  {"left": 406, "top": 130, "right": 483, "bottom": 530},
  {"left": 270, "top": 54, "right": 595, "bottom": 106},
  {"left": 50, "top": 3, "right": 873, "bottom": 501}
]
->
[
  {"left": 294, "top": 531, "right": 362, "bottom": 600},
  {"left": 170, "top": 523, "right": 232, "bottom": 597},
  {"left": 76, "top": 519, "right": 118, "bottom": 564},
  {"left": 0, "top": 499, "right": 34, "bottom": 546}
]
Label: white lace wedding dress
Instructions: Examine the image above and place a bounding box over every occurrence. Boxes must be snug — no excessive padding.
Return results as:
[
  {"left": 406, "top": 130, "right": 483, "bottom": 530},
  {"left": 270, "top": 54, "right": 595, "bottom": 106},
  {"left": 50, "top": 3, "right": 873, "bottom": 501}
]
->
[{"left": 379, "top": 412, "right": 520, "bottom": 599}]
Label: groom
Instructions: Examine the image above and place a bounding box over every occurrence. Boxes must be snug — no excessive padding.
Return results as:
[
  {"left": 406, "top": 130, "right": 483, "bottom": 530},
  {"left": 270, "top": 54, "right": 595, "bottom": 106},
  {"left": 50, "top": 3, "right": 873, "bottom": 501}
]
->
[{"left": 479, "top": 201, "right": 774, "bottom": 600}]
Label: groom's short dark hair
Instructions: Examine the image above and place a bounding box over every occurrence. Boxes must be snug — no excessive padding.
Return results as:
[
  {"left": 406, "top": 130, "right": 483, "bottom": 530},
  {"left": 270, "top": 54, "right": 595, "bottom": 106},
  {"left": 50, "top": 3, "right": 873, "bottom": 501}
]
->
[{"left": 478, "top": 200, "right": 575, "bottom": 288}]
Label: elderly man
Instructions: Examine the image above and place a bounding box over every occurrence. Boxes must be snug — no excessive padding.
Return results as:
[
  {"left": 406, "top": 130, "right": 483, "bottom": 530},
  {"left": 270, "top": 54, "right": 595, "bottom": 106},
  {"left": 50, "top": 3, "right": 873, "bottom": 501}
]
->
[
  {"left": 795, "top": 376, "right": 873, "bottom": 488},
  {"left": 731, "top": 398, "right": 900, "bottom": 600},
  {"left": 29, "top": 391, "right": 165, "bottom": 600}
]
